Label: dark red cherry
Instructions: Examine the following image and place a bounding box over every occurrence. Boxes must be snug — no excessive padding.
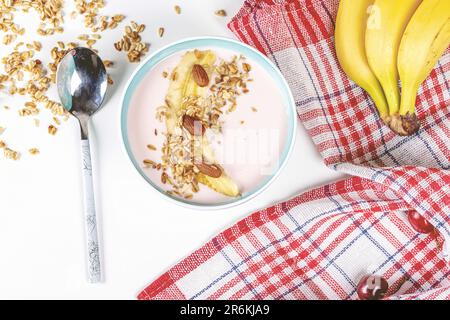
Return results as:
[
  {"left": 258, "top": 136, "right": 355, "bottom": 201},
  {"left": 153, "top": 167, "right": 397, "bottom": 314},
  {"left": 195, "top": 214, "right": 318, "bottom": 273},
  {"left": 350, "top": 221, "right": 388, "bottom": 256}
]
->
[
  {"left": 408, "top": 211, "right": 435, "bottom": 234},
  {"left": 357, "top": 275, "right": 389, "bottom": 300}
]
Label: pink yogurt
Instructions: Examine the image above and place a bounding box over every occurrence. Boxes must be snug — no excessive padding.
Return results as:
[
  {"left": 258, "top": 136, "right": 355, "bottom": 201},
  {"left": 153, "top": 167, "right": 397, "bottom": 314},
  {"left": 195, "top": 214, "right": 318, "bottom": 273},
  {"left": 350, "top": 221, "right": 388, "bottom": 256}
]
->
[{"left": 127, "top": 47, "right": 289, "bottom": 205}]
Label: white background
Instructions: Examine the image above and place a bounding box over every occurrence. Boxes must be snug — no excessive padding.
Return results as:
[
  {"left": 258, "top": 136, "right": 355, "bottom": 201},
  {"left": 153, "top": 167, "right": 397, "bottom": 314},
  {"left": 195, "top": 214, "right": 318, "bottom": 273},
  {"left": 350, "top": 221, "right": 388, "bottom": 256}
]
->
[{"left": 0, "top": 0, "right": 344, "bottom": 299}]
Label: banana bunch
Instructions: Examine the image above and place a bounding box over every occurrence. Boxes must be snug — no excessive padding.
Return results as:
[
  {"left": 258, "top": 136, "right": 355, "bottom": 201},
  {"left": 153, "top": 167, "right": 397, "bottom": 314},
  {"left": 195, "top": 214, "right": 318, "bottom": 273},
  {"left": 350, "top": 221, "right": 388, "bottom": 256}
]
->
[{"left": 335, "top": 0, "right": 450, "bottom": 136}]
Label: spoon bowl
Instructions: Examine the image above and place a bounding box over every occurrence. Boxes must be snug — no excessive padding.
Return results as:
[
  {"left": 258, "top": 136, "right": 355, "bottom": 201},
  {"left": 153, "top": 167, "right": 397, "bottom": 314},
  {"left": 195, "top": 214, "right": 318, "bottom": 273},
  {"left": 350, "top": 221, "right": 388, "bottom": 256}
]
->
[{"left": 57, "top": 47, "right": 108, "bottom": 137}]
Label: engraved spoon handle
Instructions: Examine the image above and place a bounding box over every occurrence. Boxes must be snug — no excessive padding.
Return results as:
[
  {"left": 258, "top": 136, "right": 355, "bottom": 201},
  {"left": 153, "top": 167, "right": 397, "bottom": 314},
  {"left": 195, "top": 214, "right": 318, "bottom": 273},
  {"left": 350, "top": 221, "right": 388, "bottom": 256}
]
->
[{"left": 80, "top": 139, "right": 102, "bottom": 283}]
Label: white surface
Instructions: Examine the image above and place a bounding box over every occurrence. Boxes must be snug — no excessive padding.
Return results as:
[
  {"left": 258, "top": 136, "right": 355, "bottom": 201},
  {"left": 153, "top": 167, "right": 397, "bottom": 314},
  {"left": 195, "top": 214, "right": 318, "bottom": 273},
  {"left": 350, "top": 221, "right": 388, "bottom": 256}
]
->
[{"left": 0, "top": 0, "right": 344, "bottom": 299}]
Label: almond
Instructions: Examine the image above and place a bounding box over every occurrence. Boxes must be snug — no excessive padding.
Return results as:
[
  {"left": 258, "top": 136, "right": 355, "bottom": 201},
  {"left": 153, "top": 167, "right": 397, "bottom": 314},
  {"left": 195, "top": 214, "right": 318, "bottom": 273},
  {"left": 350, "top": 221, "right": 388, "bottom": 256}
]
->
[
  {"left": 196, "top": 162, "right": 222, "bottom": 178},
  {"left": 192, "top": 64, "right": 209, "bottom": 87},
  {"left": 182, "top": 114, "right": 206, "bottom": 136}
]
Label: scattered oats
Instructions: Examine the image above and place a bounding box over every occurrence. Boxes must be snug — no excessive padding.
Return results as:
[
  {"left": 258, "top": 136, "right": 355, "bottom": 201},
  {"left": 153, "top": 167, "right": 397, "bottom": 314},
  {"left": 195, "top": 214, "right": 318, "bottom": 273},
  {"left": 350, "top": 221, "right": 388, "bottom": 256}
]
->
[
  {"left": 34, "top": 118, "right": 40, "bottom": 127},
  {"left": 103, "top": 60, "right": 114, "bottom": 68},
  {"left": 158, "top": 27, "right": 164, "bottom": 38},
  {"left": 114, "top": 21, "right": 149, "bottom": 62},
  {"left": 3, "top": 34, "right": 16, "bottom": 45},
  {"left": 162, "top": 71, "right": 168, "bottom": 78},
  {"left": 108, "top": 20, "right": 118, "bottom": 29},
  {"left": 112, "top": 14, "right": 125, "bottom": 23},
  {"left": 0, "top": 0, "right": 125, "bottom": 158},
  {"left": 215, "top": 10, "right": 227, "bottom": 17},
  {"left": 154, "top": 129, "right": 158, "bottom": 136},
  {"left": 29, "top": 148, "right": 40, "bottom": 155},
  {"left": 19, "top": 102, "right": 40, "bottom": 117},
  {"left": 4, "top": 147, "right": 20, "bottom": 160},
  {"left": 53, "top": 117, "right": 61, "bottom": 125},
  {"left": 137, "top": 24, "right": 146, "bottom": 33},
  {"left": 0, "top": 0, "right": 149, "bottom": 159},
  {"left": 72, "top": 0, "right": 125, "bottom": 33},
  {"left": 86, "top": 39, "right": 97, "bottom": 48},
  {"left": 48, "top": 125, "right": 57, "bottom": 136},
  {"left": 67, "top": 42, "right": 78, "bottom": 49},
  {"left": 33, "top": 41, "right": 42, "bottom": 51},
  {"left": 131, "top": 21, "right": 139, "bottom": 30},
  {"left": 114, "top": 42, "right": 122, "bottom": 51},
  {"left": 0, "top": 140, "right": 5, "bottom": 148},
  {"left": 107, "top": 74, "right": 114, "bottom": 85},
  {"left": 174, "top": 5, "right": 181, "bottom": 14},
  {"left": 147, "top": 144, "right": 157, "bottom": 151},
  {"left": 251, "top": 107, "right": 258, "bottom": 112},
  {"left": 240, "top": 120, "right": 245, "bottom": 125}
]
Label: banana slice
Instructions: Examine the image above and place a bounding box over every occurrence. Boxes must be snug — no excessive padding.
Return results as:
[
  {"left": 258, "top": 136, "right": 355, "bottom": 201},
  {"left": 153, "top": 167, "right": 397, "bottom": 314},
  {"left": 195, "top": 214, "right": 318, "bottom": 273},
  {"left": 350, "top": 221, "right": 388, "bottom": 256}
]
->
[{"left": 164, "top": 50, "right": 240, "bottom": 198}]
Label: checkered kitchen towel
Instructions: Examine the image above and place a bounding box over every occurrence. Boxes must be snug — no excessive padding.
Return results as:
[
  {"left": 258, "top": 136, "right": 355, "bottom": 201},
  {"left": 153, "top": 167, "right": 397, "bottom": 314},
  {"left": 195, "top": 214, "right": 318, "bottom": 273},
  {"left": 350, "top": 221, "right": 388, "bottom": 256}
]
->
[{"left": 138, "top": 0, "right": 450, "bottom": 300}]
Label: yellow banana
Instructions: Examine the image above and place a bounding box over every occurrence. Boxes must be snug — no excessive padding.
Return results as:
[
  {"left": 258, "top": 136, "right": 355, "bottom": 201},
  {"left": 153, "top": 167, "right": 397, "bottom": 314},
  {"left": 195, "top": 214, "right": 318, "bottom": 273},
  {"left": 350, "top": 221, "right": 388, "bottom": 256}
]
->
[
  {"left": 165, "top": 50, "right": 240, "bottom": 197},
  {"left": 335, "top": 0, "right": 390, "bottom": 124},
  {"left": 396, "top": 0, "right": 450, "bottom": 135},
  {"left": 365, "top": 0, "right": 422, "bottom": 120}
]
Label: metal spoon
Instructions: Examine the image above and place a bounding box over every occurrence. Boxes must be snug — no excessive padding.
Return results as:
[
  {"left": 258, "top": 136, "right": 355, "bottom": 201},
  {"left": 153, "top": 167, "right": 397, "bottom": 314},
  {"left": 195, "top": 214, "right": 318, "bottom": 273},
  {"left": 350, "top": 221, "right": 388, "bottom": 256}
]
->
[{"left": 56, "top": 47, "right": 107, "bottom": 283}]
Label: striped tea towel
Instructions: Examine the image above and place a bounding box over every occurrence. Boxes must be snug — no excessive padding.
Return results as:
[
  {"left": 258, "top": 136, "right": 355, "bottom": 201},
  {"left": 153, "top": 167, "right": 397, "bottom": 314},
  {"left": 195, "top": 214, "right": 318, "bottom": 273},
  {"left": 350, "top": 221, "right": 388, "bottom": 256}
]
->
[{"left": 138, "top": 0, "right": 450, "bottom": 300}]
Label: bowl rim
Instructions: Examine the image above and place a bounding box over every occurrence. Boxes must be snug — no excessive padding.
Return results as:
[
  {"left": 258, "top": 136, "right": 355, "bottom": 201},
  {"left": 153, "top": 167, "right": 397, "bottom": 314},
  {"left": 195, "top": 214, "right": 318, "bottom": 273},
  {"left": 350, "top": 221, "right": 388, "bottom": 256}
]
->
[{"left": 119, "top": 36, "right": 297, "bottom": 210}]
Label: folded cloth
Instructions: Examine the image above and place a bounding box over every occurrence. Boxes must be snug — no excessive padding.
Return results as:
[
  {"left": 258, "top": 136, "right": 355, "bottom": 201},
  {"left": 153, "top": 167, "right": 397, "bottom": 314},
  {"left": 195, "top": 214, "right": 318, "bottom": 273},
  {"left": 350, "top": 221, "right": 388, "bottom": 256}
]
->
[{"left": 138, "top": 0, "right": 450, "bottom": 300}]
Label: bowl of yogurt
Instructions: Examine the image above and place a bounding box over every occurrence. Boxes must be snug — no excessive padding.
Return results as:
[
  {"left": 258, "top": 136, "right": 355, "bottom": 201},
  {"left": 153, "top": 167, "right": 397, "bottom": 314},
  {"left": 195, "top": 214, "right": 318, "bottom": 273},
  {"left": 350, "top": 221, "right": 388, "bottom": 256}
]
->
[{"left": 120, "top": 37, "right": 297, "bottom": 209}]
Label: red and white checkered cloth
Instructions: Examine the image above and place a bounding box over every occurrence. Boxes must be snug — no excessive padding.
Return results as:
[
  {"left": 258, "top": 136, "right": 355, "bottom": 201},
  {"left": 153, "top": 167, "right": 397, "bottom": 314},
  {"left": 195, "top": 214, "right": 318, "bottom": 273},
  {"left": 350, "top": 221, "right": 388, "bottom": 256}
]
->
[{"left": 138, "top": 0, "right": 450, "bottom": 300}]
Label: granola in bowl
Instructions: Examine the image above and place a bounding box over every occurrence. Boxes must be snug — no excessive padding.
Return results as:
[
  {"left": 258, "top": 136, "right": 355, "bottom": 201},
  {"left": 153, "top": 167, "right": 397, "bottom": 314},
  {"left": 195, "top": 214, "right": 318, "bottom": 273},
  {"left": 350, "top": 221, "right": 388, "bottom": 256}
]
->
[
  {"left": 148, "top": 50, "right": 254, "bottom": 200},
  {"left": 122, "top": 38, "right": 296, "bottom": 207}
]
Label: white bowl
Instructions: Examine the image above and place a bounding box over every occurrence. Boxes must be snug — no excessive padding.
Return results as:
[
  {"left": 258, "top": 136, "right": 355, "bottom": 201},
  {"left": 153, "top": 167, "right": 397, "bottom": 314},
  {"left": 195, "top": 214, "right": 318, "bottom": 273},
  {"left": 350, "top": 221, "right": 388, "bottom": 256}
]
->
[{"left": 120, "top": 37, "right": 297, "bottom": 210}]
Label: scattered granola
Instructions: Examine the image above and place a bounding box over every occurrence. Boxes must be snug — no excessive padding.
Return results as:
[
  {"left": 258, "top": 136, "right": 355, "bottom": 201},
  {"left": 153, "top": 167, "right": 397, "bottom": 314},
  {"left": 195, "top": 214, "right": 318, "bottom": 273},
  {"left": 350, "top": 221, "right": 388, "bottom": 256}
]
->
[
  {"left": 174, "top": 5, "right": 181, "bottom": 14},
  {"left": 215, "top": 10, "right": 227, "bottom": 17},
  {"left": 29, "top": 148, "right": 40, "bottom": 155},
  {"left": 4, "top": 147, "right": 20, "bottom": 160},
  {"left": 103, "top": 60, "right": 114, "bottom": 68},
  {"left": 53, "top": 116, "right": 61, "bottom": 125},
  {"left": 48, "top": 125, "right": 57, "bottom": 136},
  {"left": 158, "top": 27, "right": 164, "bottom": 38},
  {"left": 0, "top": 1, "right": 127, "bottom": 161},
  {"left": 0, "top": 0, "right": 64, "bottom": 38},
  {"left": 73, "top": 0, "right": 125, "bottom": 33},
  {"left": 114, "top": 21, "right": 149, "bottom": 63},
  {"left": 147, "top": 144, "right": 157, "bottom": 151}
]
